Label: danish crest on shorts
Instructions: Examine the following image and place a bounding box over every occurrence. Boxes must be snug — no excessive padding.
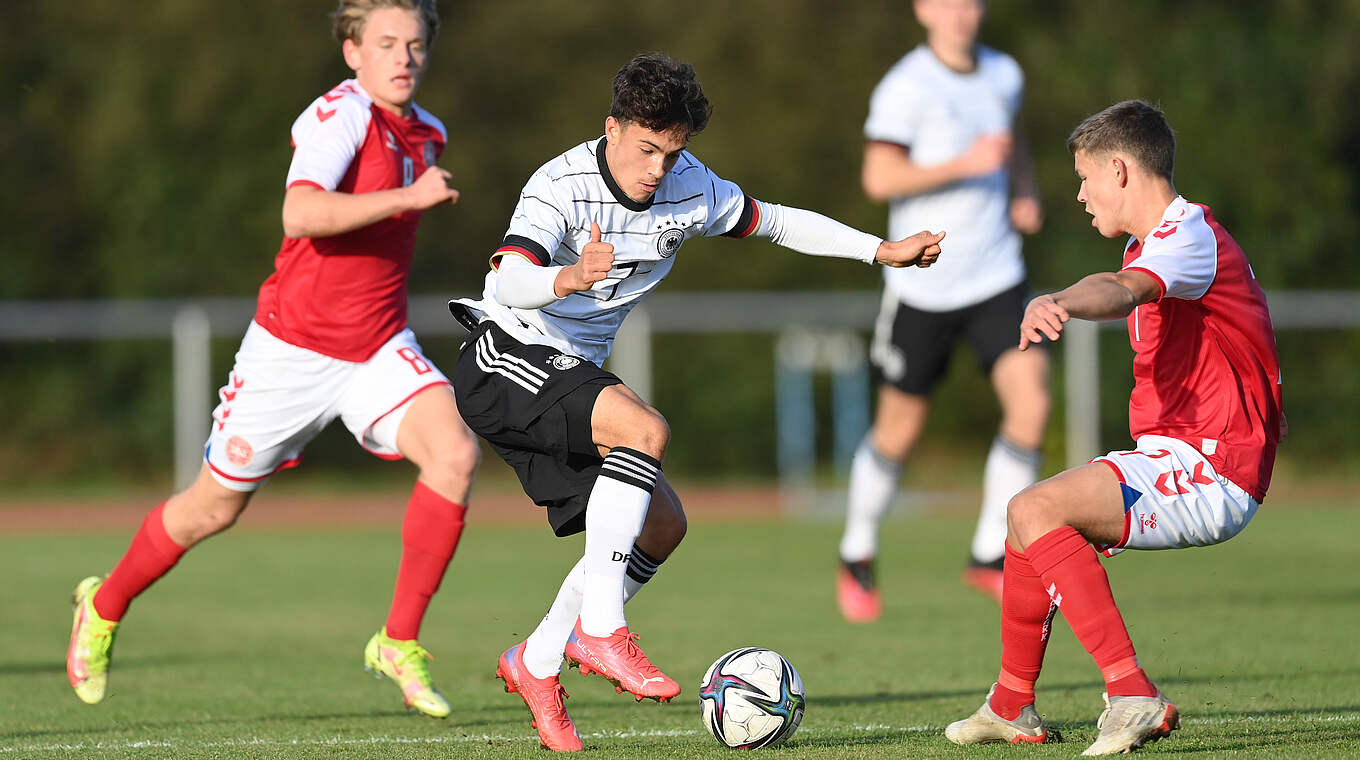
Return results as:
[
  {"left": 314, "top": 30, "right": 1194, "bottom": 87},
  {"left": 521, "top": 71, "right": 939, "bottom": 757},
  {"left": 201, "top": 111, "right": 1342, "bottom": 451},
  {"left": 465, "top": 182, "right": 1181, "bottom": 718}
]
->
[
  {"left": 226, "top": 436, "right": 254, "bottom": 466},
  {"left": 550, "top": 354, "right": 581, "bottom": 371},
  {"left": 657, "top": 227, "right": 685, "bottom": 258}
]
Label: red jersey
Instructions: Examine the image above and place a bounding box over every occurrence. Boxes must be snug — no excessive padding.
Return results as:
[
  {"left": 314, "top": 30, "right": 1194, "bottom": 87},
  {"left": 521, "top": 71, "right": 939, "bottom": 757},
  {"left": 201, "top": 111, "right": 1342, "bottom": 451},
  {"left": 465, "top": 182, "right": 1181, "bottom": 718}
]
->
[
  {"left": 1120, "top": 196, "right": 1283, "bottom": 502},
  {"left": 254, "top": 80, "right": 447, "bottom": 362}
]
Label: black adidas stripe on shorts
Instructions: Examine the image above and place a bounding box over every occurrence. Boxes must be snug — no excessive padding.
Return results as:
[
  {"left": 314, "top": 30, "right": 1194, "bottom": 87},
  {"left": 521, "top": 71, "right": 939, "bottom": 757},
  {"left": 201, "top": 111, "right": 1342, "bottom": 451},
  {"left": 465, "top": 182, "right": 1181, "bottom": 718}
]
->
[{"left": 453, "top": 320, "right": 622, "bottom": 537}]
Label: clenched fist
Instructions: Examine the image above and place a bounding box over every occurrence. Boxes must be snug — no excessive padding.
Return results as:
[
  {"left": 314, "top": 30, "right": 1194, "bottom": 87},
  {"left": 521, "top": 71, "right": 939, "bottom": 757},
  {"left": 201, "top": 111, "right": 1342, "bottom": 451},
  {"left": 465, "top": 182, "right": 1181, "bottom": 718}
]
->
[
  {"left": 405, "top": 166, "right": 460, "bottom": 210},
  {"left": 874, "top": 229, "right": 946, "bottom": 268}
]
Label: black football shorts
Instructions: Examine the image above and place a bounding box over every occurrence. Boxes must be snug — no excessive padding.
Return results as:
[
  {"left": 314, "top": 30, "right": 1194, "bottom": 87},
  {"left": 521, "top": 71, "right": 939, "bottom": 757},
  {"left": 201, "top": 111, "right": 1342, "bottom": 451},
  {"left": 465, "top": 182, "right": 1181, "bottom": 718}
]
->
[
  {"left": 452, "top": 320, "right": 621, "bottom": 536},
  {"left": 869, "top": 281, "right": 1041, "bottom": 395}
]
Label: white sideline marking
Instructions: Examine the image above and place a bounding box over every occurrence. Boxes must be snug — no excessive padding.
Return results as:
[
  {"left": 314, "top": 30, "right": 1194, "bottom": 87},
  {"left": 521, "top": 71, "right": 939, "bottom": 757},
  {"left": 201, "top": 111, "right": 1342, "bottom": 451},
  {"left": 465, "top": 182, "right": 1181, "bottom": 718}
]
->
[{"left": 5, "top": 713, "right": 1360, "bottom": 754}]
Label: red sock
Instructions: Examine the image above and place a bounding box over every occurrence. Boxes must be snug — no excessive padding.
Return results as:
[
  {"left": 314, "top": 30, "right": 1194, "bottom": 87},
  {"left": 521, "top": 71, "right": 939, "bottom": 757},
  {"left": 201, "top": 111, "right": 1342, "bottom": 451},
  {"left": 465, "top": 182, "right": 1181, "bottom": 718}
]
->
[
  {"left": 93, "top": 503, "right": 187, "bottom": 621},
  {"left": 990, "top": 543, "right": 1054, "bottom": 720},
  {"left": 1026, "top": 526, "right": 1157, "bottom": 698},
  {"left": 384, "top": 482, "right": 467, "bottom": 641}
]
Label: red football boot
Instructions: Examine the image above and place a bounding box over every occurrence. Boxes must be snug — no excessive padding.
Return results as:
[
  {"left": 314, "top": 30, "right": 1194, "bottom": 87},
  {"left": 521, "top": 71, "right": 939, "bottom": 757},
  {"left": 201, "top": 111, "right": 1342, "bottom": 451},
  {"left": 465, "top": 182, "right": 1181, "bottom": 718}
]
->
[
  {"left": 963, "top": 565, "right": 1004, "bottom": 604},
  {"left": 496, "top": 642, "right": 583, "bottom": 752},
  {"left": 563, "top": 619, "right": 680, "bottom": 702},
  {"left": 836, "top": 558, "right": 882, "bottom": 623}
]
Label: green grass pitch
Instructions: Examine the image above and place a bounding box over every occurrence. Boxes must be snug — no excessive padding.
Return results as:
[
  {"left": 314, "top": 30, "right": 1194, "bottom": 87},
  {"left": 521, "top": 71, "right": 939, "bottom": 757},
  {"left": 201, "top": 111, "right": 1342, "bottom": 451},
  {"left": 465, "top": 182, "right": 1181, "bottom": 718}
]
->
[{"left": 2, "top": 503, "right": 1357, "bottom": 758}]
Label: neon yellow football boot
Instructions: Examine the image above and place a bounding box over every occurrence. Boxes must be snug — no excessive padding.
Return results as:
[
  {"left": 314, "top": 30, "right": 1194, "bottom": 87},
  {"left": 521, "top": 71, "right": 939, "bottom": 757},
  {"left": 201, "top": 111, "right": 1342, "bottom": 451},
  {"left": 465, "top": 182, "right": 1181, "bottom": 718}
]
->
[
  {"left": 67, "top": 575, "right": 119, "bottom": 705},
  {"left": 363, "top": 628, "right": 451, "bottom": 718}
]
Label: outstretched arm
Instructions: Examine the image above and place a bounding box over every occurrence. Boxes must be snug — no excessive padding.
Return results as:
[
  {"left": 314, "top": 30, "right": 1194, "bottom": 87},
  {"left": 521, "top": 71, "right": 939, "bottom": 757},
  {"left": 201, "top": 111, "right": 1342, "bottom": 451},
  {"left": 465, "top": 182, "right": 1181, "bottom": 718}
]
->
[
  {"left": 1019, "top": 269, "right": 1161, "bottom": 350},
  {"left": 746, "top": 200, "right": 944, "bottom": 268},
  {"left": 281, "top": 166, "right": 460, "bottom": 239}
]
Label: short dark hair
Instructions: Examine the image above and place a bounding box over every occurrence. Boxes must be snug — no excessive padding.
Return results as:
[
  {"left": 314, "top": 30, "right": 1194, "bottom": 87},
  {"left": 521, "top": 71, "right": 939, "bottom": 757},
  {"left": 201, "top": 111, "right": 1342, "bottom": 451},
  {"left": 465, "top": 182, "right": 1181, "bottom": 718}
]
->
[
  {"left": 610, "top": 53, "right": 713, "bottom": 136},
  {"left": 1067, "top": 100, "right": 1176, "bottom": 181}
]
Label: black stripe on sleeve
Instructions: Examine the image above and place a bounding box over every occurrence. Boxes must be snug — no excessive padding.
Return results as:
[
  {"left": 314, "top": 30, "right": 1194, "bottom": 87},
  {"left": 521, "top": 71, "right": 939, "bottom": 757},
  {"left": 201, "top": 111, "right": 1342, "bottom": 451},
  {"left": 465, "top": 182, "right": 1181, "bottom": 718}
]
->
[
  {"left": 721, "top": 194, "right": 761, "bottom": 238},
  {"left": 491, "top": 234, "right": 551, "bottom": 268}
]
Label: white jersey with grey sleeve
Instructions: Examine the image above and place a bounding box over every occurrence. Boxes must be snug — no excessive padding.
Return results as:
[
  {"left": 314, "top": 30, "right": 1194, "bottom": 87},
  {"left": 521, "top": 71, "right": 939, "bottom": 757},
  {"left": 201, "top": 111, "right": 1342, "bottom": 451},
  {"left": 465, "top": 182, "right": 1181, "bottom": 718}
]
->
[
  {"left": 865, "top": 44, "right": 1025, "bottom": 311},
  {"left": 451, "top": 136, "right": 882, "bottom": 366}
]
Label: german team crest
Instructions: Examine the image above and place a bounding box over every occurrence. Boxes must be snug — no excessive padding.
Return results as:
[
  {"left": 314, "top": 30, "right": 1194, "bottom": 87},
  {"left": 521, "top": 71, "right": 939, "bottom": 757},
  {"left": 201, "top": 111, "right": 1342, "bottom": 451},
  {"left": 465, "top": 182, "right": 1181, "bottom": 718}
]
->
[
  {"left": 657, "top": 227, "right": 685, "bottom": 258},
  {"left": 550, "top": 354, "right": 581, "bottom": 370}
]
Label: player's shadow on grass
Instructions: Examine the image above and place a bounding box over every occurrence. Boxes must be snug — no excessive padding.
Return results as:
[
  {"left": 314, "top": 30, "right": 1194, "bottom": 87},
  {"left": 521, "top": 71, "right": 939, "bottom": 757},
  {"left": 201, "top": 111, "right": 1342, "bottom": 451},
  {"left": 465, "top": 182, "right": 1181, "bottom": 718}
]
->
[
  {"left": 815, "top": 667, "right": 1360, "bottom": 709},
  {"left": 1100, "top": 721, "right": 1360, "bottom": 755},
  {"left": 0, "top": 651, "right": 221, "bottom": 678},
  {"left": 785, "top": 732, "right": 915, "bottom": 750}
]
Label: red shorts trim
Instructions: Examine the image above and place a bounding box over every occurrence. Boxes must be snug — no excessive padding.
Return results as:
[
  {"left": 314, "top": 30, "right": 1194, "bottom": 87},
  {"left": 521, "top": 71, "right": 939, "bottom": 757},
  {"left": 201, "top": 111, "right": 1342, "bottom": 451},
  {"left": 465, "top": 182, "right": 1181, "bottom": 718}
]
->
[
  {"left": 206, "top": 453, "right": 303, "bottom": 483},
  {"left": 1093, "top": 458, "right": 1133, "bottom": 553},
  {"left": 359, "top": 380, "right": 452, "bottom": 460}
]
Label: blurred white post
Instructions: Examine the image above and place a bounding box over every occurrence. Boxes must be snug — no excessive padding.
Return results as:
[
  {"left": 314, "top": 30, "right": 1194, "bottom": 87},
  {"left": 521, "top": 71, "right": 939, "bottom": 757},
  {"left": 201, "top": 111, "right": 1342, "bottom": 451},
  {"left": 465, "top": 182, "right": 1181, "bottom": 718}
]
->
[
  {"left": 1064, "top": 319, "right": 1101, "bottom": 469},
  {"left": 172, "top": 305, "right": 211, "bottom": 490},
  {"left": 608, "top": 304, "right": 653, "bottom": 402}
]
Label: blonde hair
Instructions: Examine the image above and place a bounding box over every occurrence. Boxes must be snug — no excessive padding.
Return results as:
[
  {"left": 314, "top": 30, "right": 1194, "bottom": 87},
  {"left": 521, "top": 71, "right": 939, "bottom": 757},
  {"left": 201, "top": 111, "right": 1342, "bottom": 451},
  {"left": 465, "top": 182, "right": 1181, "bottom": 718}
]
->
[{"left": 331, "top": 0, "right": 440, "bottom": 45}]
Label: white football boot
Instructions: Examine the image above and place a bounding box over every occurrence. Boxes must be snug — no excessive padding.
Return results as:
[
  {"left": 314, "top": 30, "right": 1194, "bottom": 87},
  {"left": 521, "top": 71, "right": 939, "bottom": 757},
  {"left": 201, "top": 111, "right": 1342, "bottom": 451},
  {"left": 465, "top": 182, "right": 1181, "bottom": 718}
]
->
[
  {"left": 945, "top": 683, "right": 1060, "bottom": 745},
  {"left": 1081, "top": 691, "right": 1179, "bottom": 755}
]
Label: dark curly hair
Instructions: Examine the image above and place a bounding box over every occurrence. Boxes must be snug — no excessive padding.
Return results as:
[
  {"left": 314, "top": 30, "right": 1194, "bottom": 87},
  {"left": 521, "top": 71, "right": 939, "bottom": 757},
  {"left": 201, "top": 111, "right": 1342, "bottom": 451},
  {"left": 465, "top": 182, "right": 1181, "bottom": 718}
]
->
[{"left": 610, "top": 53, "right": 713, "bottom": 136}]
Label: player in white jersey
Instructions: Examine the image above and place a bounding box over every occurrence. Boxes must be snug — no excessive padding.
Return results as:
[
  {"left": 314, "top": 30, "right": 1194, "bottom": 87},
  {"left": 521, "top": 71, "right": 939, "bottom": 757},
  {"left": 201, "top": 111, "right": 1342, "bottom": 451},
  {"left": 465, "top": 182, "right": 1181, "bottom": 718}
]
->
[
  {"left": 945, "top": 101, "right": 1282, "bottom": 755},
  {"left": 836, "top": 0, "right": 1050, "bottom": 621},
  {"left": 449, "top": 53, "right": 946, "bottom": 752},
  {"left": 66, "top": 0, "right": 479, "bottom": 719}
]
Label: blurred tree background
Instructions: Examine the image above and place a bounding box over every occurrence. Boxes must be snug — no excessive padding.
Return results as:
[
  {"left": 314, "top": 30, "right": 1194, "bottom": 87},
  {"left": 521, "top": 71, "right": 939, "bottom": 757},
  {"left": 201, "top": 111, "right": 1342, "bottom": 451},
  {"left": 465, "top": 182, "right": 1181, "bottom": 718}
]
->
[{"left": 3, "top": 0, "right": 1357, "bottom": 490}]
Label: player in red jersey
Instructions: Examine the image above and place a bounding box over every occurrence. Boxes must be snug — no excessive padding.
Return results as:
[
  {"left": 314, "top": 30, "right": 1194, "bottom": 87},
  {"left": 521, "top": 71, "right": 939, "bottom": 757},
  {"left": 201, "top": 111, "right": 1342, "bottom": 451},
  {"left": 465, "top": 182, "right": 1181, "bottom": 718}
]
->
[
  {"left": 66, "top": 0, "right": 478, "bottom": 719},
  {"left": 945, "top": 100, "right": 1284, "bottom": 755}
]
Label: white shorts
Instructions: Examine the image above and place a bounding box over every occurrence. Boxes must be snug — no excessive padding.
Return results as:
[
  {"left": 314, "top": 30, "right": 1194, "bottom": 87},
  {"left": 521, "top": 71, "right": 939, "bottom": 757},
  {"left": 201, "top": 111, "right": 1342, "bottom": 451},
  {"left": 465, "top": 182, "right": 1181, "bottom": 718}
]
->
[
  {"left": 1092, "top": 435, "right": 1258, "bottom": 556},
  {"left": 205, "top": 321, "right": 451, "bottom": 491}
]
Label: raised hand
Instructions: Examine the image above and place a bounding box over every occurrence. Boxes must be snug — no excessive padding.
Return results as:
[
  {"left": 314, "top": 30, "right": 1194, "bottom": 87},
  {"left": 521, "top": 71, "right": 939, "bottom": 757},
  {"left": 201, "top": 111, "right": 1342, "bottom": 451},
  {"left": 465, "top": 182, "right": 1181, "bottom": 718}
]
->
[
  {"left": 555, "top": 222, "right": 616, "bottom": 296},
  {"left": 405, "top": 166, "right": 461, "bottom": 210},
  {"left": 874, "top": 229, "right": 946, "bottom": 268}
]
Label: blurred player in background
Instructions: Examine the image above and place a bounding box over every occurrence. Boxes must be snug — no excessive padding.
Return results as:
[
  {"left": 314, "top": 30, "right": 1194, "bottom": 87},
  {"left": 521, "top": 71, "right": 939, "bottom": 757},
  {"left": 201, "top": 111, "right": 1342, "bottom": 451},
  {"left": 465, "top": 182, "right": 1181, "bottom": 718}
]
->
[
  {"left": 945, "top": 100, "right": 1283, "bottom": 755},
  {"left": 448, "top": 53, "right": 945, "bottom": 752},
  {"left": 66, "top": 0, "right": 479, "bottom": 719},
  {"left": 835, "top": 0, "right": 1049, "bottom": 622}
]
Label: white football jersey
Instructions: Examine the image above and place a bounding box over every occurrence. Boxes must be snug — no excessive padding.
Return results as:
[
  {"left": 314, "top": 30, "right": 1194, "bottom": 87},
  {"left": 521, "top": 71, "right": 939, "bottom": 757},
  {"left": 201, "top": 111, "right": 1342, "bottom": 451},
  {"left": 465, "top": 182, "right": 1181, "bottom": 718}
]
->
[
  {"left": 864, "top": 44, "right": 1026, "bottom": 311},
  {"left": 452, "top": 137, "right": 755, "bottom": 365}
]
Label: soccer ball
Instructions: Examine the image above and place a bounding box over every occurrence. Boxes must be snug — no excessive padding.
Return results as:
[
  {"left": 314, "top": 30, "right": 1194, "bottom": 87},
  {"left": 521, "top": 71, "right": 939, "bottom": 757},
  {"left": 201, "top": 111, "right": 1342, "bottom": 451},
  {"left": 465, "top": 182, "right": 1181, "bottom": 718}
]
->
[{"left": 698, "top": 647, "right": 805, "bottom": 749}]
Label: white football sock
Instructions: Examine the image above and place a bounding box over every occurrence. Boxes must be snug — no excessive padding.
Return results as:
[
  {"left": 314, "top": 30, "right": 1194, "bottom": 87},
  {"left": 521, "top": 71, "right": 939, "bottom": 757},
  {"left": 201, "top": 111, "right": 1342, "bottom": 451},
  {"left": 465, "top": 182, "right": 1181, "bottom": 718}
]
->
[
  {"left": 971, "top": 435, "right": 1042, "bottom": 565},
  {"left": 522, "top": 556, "right": 585, "bottom": 679},
  {"left": 579, "top": 448, "right": 658, "bottom": 637},
  {"left": 521, "top": 539, "right": 666, "bottom": 680},
  {"left": 838, "top": 436, "right": 903, "bottom": 563}
]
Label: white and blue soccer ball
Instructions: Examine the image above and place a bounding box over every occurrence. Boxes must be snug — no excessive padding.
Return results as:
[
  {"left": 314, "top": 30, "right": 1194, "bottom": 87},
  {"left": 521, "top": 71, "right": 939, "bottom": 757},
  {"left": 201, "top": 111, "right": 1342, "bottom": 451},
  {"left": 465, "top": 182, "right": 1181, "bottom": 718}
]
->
[{"left": 698, "top": 647, "right": 805, "bottom": 749}]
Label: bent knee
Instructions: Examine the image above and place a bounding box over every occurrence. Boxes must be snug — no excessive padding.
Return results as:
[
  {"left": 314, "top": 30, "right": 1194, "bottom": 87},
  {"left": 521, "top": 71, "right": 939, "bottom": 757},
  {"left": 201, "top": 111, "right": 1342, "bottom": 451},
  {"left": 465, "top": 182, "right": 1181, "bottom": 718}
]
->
[
  {"left": 1007, "top": 484, "right": 1077, "bottom": 548},
  {"left": 619, "top": 411, "right": 670, "bottom": 459},
  {"left": 424, "top": 434, "right": 481, "bottom": 477}
]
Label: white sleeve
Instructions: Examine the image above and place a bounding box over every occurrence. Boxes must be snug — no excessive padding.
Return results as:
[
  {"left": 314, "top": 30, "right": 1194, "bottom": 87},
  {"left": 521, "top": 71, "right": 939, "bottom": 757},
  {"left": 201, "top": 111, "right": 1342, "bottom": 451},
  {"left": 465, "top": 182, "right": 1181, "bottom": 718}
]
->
[
  {"left": 863, "top": 66, "right": 919, "bottom": 146},
  {"left": 494, "top": 255, "right": 565, "bottom": 309},
  {"left": 745, "top": 200, "right": 882, "bottom": 264},
  {"left": 492, "top": 170, "right": 568, "bottom": 268},
  {"left": 284, "top": 97, "right": 369, "bottom": 191},
  {"left": 1123, "top": 208, "right": 1217, "bottom": 301},
  {"left": 698, "top": 163, "right": 749, "bottom": 237}
]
